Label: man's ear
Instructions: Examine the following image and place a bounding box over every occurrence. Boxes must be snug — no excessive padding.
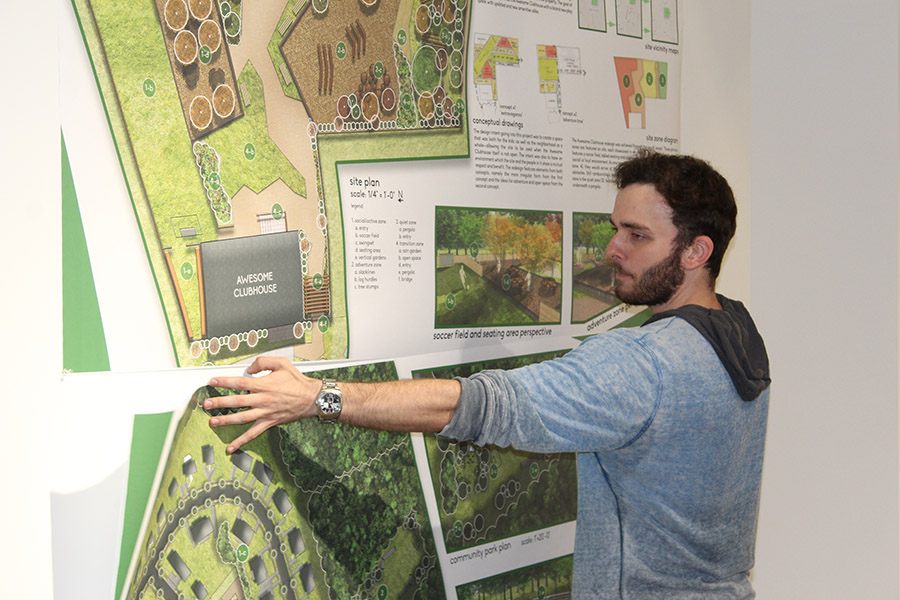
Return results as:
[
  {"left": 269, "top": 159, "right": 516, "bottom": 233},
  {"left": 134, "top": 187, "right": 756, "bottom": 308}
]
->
[{"left": 682, "top": 236, "right": 714, "bottom": 271}]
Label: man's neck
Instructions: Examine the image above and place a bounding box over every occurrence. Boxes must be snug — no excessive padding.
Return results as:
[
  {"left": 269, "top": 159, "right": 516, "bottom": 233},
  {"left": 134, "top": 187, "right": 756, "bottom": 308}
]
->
[{"left": 650, "top": 284, "right": 720, "bottom": 314}]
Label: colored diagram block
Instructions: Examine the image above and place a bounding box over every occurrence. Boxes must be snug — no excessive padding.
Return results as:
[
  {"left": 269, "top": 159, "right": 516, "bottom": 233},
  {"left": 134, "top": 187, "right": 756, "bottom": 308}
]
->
[
  {"left": 538, "top": 56, "right": 560, "bottom": 82},
  {"left": 473, "top": 34, "right": 520, "bottom": 104},
  {"left": 613, "top": 56, "right": 668, "bottom": 129}
]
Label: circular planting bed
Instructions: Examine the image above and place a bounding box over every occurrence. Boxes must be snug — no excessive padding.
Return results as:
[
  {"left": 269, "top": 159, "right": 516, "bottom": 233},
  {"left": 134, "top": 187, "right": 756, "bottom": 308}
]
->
[
  {"left": 436, "top": 47, "right": 449, "bottom": 70},
  {"left": 411, "top": 45, "right": 440, "bottom": 96},
  {"left": 174, "top": 30, "right": 198, "bottom": 65},
  {"left": 361, "top": 91, "right": 380, "bottom": 121},
  {"left": 452, "top": 30, "right": 464, "bottom": 51},
  {"left": 337, "top": 95, "right": 351, "bottom": 119},
  {"left": 443, "top": 0, "right": 455, "bottom": 23},
  {"left": 189, "top": 0, "right": 212, "bottom": 20},
  {"left": 449, "top": 65, "right": 463, "bottom": 89},
  {"left": 189, "top": 95, "right": 213, "bottom": 129},
  {"left": 213, "top": 84, "right": 235, "bottom": 117},
  {"left": 223, "top": 11, "right": 241, "bottom": 38},
  {"left": 417, "top": 91, "right": 435, "bottom": 120},
  {"left": 198, "top": 19, "right": 222, "bottom": 53},
  {"left": 415, "top": 4, "right": 430, "bottom": 34},
  {"left": 380, "top": 86, "right": 396, "bottom": 111},
  {"left": 164, "top": 0, "right": 189, "bottom": 31},
  {"left": 442, "top": 96, "right": 454, "bottom": 117}
]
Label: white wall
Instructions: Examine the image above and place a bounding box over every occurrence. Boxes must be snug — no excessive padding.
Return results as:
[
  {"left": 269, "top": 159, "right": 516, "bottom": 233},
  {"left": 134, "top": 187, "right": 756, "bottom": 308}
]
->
[
  {"left": 684, "top": 1, "right": 900, "bottom": 597},
  {"left": 2, "top": 1, "right": 57, "bottom": 598},
  {"left": 680, "top": 1, "right": 752, "bottom": 304},
  {"left": 683, "top": 0, "right": 900, "bottom": 600},
  {"left": 751, "top": 1, "right": 900, "bottom": 597}
]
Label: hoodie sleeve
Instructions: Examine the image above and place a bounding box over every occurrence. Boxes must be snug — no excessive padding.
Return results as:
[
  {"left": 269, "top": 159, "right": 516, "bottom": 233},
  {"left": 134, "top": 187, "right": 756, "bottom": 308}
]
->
[{"left": 438, "top": 330, "right": 663, "bottom": 453}]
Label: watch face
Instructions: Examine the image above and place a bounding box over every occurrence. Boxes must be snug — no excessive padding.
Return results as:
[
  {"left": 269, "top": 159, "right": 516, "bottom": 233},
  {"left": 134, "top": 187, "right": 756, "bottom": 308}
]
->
[{"left": 318, "top": 392, "right": 341, "bottom": 416}]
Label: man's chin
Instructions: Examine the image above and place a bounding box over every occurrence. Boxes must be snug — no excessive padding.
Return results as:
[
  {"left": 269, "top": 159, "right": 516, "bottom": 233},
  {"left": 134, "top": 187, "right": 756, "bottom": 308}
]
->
[{"left": 612, "top": 285, "right": 630, "bottom": 304}]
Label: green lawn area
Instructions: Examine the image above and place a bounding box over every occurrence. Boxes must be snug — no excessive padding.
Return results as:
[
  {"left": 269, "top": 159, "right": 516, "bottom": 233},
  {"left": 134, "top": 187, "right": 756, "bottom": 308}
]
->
[
  {"left": 205, "top": 62, "right": 306, "bottom": 198},
  {"left": 266, "top": 2, "right": 303, "bottom": 101},
  {"left": 435, "top": 265, "right": 532, "bottom": 327},
  {"left": 91, "top": 0, "right": 218, "bottom": 252}
]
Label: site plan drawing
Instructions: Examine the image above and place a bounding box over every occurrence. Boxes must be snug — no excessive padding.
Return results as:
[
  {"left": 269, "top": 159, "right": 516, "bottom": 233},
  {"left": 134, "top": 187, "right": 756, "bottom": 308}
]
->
[
  {"left": 72, "top": 0, "right": 471, "bottom": 367},
  {"left": 456, "top": 555, "right": 574, "bottom": 599}
]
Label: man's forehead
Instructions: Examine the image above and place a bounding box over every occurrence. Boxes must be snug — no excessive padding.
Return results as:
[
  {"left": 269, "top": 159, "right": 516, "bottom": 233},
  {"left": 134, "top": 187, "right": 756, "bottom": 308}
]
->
[{"left": 612, "top": 183, "right": 675, "bottom": 226}]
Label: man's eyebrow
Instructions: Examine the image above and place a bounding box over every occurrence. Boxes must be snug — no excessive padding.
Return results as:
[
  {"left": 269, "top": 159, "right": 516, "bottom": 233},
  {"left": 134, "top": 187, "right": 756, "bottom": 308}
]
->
[{"left": 611, "top": 218, "right": 652, "bottom": 234}]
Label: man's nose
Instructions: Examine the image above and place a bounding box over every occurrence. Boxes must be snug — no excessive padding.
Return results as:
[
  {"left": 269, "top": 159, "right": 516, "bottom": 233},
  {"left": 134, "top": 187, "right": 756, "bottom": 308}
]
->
[{"left": 606, "top": 233, "right": 622, "bottom": 261}]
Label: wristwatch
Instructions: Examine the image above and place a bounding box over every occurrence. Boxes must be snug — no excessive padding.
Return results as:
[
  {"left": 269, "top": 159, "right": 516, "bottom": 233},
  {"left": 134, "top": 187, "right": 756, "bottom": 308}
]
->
[{"left": 315, "top": 379, "right": 342, "bottom": 423}]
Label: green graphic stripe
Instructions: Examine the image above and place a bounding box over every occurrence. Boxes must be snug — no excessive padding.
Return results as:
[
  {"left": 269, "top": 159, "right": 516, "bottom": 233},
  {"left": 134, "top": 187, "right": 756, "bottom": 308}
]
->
[
  {"left": 115, "top": 412, "right": 172, "bottom": 600},
  {"left": 62, "top": 130, "right": 111, "bottom": 373}
]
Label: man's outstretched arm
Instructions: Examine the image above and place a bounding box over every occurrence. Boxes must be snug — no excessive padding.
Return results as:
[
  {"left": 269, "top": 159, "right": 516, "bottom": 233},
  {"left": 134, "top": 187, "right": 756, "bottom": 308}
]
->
[{"left": 204, "top": 356, "right": 461, "bottom": 454}]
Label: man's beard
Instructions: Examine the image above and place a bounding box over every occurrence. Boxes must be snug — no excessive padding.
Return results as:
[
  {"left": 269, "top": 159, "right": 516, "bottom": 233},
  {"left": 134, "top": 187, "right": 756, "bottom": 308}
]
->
[{"left": 613, "top": 246, "right": 685, "bottom": 307}]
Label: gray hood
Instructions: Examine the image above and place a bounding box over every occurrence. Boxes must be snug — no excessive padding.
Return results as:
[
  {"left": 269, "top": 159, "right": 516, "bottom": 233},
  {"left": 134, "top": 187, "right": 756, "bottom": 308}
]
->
[{"left": 643, "top": 294, "right": 770, "bottom": 401}]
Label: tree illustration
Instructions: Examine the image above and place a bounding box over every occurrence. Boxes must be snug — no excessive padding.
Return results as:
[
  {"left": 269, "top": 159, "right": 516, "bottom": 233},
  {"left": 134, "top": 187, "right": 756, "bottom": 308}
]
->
[
  {"left": 458, "top": 211, "right": 484, "bottom": 255},
  {"left": 517, "top": 222, "right": 558, "bottom": 289},
  {"left": 590, "top": 219, "right": 615, "bottom": 260},
  {"left": 435, "top": 208, "right": 461, "bottom": 253},
  {"left": 577, "top": 216, "right": 596, "bottom": 251},
  {"left": 482, "top": 212, "right": 520, "bottom": 269}
]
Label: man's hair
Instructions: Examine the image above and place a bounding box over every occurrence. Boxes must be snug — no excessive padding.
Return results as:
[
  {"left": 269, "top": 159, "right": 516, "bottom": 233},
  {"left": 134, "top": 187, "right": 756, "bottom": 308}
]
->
[{"left": 614, "top": 148, "right": 737, "bottom": 280}]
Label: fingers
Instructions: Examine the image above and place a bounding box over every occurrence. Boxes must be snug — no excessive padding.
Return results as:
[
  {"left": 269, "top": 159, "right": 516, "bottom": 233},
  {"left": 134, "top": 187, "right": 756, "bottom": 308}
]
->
[
  {"left": 207, "top": 406, "right": 259, "bottom": 427},
  {"left": 204, "top": 357, "right": 310, "bottom": 453},
  {"left": 202, "top": 392, "right": 250, "bottom": 413},
  {"left": 246, "top": 355, "right": 292, "bottom": 375},
  {"left": 207, "top": 374, "right": 253, "bottom": 392},
  {"left": 225, "top": 421, "right": 271, "bottom": 454},
  {"left": 207, "top": 406, "right": 274, "bottom": 454}
]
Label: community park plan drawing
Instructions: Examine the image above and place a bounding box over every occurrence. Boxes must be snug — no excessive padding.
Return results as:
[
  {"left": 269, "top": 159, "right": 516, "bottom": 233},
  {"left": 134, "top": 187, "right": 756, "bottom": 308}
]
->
[
  {"left": 73, "top": 0, "right": 471, "bottom": 366},
  {"left": 120, "top": 363, "right": 444, "bottom": 600},
  {"left": 413, "top": 352, "right": 578, "bottom": 557}
]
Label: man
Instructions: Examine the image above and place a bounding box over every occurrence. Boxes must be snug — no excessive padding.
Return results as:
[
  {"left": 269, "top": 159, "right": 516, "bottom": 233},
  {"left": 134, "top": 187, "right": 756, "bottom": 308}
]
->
[{"left": 204, "top": 150, "right": 770, "bottom": 598}]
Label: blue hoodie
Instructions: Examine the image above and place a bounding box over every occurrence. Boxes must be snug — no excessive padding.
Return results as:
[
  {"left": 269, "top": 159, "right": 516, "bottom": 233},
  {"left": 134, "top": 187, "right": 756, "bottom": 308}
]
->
[{"left": 441, "top": 296, "right": 770, "bottom": 599}]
